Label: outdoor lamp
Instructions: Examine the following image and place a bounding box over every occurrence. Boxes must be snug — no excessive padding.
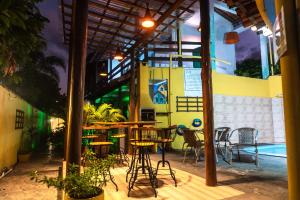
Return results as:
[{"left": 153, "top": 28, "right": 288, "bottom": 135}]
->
[
  {"left": 141, "top": 4, "right": 155, "bottom": 28},
  {"left": 99, "top": 72, "right": 108, "bottom": 77},
  {"left": 224, "top": 32, "right": 239, "bottom": 44},
  {"left": 114, "top": 47, "right": 123, "bottom": 60}
]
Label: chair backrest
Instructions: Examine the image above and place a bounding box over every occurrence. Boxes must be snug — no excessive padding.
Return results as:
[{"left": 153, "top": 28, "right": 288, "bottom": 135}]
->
[
  {"left": 215, "top": 127, "right": 231, "bottom": 142},
  {"left": 230, "top": 127, "right": 258, "bottom": 145},
  {"left": 157, "top": 125, "right": 177, "bottom": 140},
  {"left": 131, "top": 127, "right": 158, "bottom": 141},
  {"left": 182, "top": 129, "right": 198, "bottom": 147}
]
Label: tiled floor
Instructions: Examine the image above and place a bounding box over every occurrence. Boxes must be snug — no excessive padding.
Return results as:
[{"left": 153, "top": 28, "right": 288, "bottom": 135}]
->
[{"left": 0, "top": 151, "right": 288, "bottom": 200}]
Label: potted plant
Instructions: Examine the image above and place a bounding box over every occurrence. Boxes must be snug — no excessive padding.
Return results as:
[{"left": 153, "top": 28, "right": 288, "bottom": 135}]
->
[
  {"left": 31, "top": 151, "right": 116, "bottom": 200},
  {"left": 18, "top": 127, "right": 35, "bottom": 162}
]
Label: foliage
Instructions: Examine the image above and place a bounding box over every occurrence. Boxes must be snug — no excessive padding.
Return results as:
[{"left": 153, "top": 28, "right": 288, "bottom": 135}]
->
[
  {"left": 0, "top": 0, "right": 48, "bottom": 74},
  {"left": 273, "top": 63, "right": 281, "bottom": 75},
  {"left": 1, "top": 51, "right": 66, "bottom": 117},
  {"left": 48, "top": 124, "right": 65, "bottom": 155},
  {"left": 19, "top": 126, "right": 36, "bottom": 154},
  {"left": 83, "top": 102, "right": 126, "bottom": 124},
  {"left": 31, "top": 150, "right": 116, "bottom": 199},
  {"left": 235, "top": 59, "right": 263, "bottom": 79}
]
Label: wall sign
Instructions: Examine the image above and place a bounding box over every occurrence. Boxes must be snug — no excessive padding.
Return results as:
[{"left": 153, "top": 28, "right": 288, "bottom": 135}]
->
[
  {"left": 273, "top": 6, "right": 287, "bottom": 63},
  {"left": 184, "top": 68, "right": 202, "bottom": 96}
]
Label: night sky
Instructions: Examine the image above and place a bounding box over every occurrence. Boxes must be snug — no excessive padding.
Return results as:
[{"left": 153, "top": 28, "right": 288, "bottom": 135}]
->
[
  {"left": 38, "top": 0, "right": 260, "bottom": 94},
  {"left": 38, "top": 0, "right": 69, "bottom": 94}
]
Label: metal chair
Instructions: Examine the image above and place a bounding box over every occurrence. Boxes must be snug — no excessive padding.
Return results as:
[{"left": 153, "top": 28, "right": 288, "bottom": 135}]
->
[
  {"left": 182, "top": 129, "right": 204, "bottom": 164},
  {"left": 229, "top": 127, "right": 259, "bottom": 166},
  {"left": 215, "top": 127, "right": 231, "bottom": 164}
]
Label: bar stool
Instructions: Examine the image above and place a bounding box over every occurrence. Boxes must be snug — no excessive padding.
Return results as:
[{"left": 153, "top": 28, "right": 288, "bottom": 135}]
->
[
  {"left": 127, "top": 127, "right": 157, "bottom": 197},
  {"left": 155, "top": 125, "right": 177, "bottom": 187},
  {"left": 111, "top": 126, "right": 129, "bottom": 165}
]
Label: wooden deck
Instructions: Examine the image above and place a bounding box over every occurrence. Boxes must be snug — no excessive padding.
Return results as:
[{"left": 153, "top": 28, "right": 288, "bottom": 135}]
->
[{"left": 104, "top": 164, "right": 244, "bottom": 200}]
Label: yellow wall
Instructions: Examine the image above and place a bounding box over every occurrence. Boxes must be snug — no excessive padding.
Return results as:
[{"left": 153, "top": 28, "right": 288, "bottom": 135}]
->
[
  {"left": 139, "top": 65, "right": 203, "bottom": 128},
  {"left": 212, "top": 71, "right": 282, "bottom": 98},
  {"left": 138, "top": 64, "right": 283, "bottom": 149},
  {"left": 0, "top": 85, "right": 48, "bottom": 170}
]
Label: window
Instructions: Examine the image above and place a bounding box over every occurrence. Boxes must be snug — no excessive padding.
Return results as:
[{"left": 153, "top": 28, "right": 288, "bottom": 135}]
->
[{"left": 15, "top": 109, "right": 25, "bottom": 129}]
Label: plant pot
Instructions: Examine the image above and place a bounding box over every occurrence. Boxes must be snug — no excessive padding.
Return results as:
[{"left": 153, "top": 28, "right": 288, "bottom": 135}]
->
[
  {"left": 65, "top": 191, "right": 104, "bottom": 200},
  {"left": 18, "top": 153, "right": 31, "bottom": 162}
]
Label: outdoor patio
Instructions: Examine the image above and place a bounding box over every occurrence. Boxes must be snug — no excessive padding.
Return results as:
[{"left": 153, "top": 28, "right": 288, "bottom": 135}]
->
[
  {"left": 1, "top": 0, "right": 299, "bottom": 199},
  {"left": 0, "top": 151, "right": 287, "bottom": 200}
]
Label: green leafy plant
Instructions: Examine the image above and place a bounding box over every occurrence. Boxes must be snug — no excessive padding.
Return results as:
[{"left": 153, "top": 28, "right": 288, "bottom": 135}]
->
[
  {"left": 19, "top": 126, "right": 35, "bottom": 154},
  {"left": 235, "top": 59, "right": 263, "bottom": 79},
  {"left": 83, "top": 102, "right": 126, "bottom": 124},
  {"left": 31, "top": 150, "right": 116, "bottom": 199},
  {"left": 0, "top": 0, "right": 48, "bottom": 74},
  {"left": 48, "top": 124, "right": 65, "bottom": 155}
]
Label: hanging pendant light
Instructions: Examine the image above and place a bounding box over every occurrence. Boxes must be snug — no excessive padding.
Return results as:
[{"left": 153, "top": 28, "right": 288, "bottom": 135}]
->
[
  {"left": 114, "top": 46, "right": 123, "bottom": 60},
  {"left": 99, "top": 72, "right": 108, "bottom": 77},
  {"left": 141, "top": 3, "right": 155, "bottom": 28},
  {"left": 224, "top": 32, "right": 240, "bottom": 44}
]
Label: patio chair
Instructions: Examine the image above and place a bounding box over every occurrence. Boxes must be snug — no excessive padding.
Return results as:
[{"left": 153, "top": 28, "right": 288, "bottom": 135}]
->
[
  {"left": 229, "top": 127, "right": 259, "bottom": 166},
  {"left": 182, "top": 129, "right": 204, "bottom": 164},
  {"left": 215, "top": 127, "right": 231, "bottom": 164}
]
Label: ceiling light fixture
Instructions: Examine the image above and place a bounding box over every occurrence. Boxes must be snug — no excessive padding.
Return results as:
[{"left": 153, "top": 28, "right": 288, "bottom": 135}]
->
[
  {"left": 141, "top": 3, "right": 155, "bottom": 28},
  {"left": 251, "top": 26, "right": 258, "bottom": 32},
  {"left": 114, "top": 46, "right": 123, "bottom": 60},
  {"left": 99, "top": 72, "right": 108, "bottom": 77}
]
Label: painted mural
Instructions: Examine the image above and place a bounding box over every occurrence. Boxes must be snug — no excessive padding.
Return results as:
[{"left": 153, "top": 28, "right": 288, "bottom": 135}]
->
[{"left": 149, "top": 79, "right": 168, "bottom": 104}]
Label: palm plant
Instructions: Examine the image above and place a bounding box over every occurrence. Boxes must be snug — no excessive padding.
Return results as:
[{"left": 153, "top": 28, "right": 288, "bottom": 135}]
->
[
  {"left": 83, "top": 102, "right": 126, "bottom": 124},
  {"left": 1, "top": 51, "right": 66, "bottom": 116}
]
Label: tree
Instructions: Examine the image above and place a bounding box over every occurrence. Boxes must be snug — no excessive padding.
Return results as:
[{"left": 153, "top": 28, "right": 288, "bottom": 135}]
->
[
  {"left": 0, "top": 0, "right": 48, "bottom": 74},
  {"left": 1, "top": 51, "right": 66, "bottom": 117},
  {"left": 235, "top": 59, "right": 263, "bottom": 79}
]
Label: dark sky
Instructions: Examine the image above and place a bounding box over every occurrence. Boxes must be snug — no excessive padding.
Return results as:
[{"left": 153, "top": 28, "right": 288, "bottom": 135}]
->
[
  {"left": 38, "top": 1, "right": 260, "bottom": 94},
  {"left": 236, "top": 30, "right": 261, "bottom": 62},
  {"left": 38, "top": 0, "right": 69, "bottom": 94}
]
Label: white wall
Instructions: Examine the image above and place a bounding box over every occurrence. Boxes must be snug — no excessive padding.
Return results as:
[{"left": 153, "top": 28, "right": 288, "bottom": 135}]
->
[{"left": 214, "top": 12, "right": 237, "bottom": 75}]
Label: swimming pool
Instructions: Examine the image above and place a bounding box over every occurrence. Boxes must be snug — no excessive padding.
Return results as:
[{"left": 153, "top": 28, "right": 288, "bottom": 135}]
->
[{"left": 243, "top": 144, "right": 287, "bottom": 158}]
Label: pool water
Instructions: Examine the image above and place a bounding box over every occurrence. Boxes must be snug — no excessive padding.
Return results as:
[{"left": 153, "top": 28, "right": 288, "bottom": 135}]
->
[{"left": 243, "top": 144, "right": 287, "bottom": 158}]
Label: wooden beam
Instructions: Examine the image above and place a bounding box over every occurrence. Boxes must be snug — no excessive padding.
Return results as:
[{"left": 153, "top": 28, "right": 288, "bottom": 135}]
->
[
  {"left": 131, "top": 0, "right": 186, "bottom": 50},
  {"left": 65, "top": 0, "right": 88, "bottom": 167},
  {"left": 200, "top": 0, "right": 217, "bottom": 186},
  {"left": 109, "top": 0, "right": 194, "bottom": 18}
]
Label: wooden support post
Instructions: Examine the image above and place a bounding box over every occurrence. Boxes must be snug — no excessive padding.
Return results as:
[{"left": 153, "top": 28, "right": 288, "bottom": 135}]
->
[
  {"left": 128, "top": 51, "right": 136, "bottom": 154},
  {"left": 275, "top": 1, "right": 300, "bottom": 199},
  {"left": 65, "top": 0, "right": 88, "bottom": 166},
  {"left": 177, "top": 20, "right": 183, "bottom": 67},
  {"left": 200, "top": 0, "right": 217, "bottom": 186}
]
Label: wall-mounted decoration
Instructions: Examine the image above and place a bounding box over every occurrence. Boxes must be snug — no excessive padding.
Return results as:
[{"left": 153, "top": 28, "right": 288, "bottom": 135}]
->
[
  {"left": 149, "top": 79, "right": 168, "bottom": 104},
  {"left": 15, "top": 109, "right": 25, "bottom": 129},
  {"left": 176, "top": 96, "right": 203, "bottom": 112}
]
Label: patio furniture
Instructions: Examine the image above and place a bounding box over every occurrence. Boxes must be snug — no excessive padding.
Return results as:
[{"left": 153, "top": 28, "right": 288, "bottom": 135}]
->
[
  {"left": 155, "top": 125, "right": 177, "bottom": 187},
  {"left": 182, "top": 129, "right": 204, "bottom": 164},
  {"left": 127, "top": 127, "right": 157, "bottom": 197},
  {"left": 215, "top": 127, "right": 231, "bottom": 164},
  {"left": 175, "top": 125, "right": 187, "bottom": 154},
  {"left": 229, "top": 127, "right": 259, "bottom": 166},
  {"left": 111, "top": 126, "right": 129, "bottom": 165}
]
